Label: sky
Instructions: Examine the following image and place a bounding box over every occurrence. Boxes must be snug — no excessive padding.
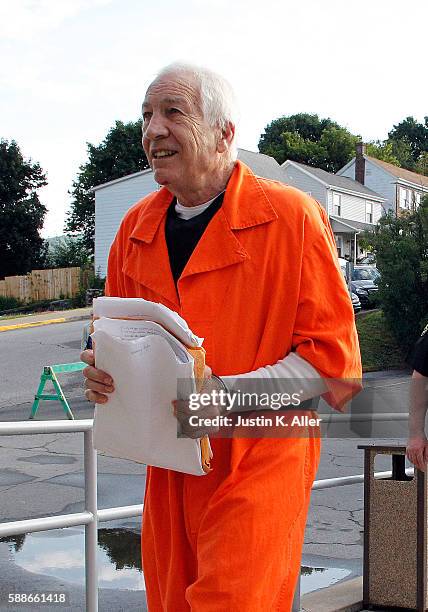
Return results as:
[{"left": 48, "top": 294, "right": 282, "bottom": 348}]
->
[{"left": 1, "top": 0, "right": 427, "bottom": 238}]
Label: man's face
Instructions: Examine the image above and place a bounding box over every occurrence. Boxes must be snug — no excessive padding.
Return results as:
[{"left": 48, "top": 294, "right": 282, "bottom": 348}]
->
[{"left": 142, "top": 73, "right": 221, "bottom": 198}]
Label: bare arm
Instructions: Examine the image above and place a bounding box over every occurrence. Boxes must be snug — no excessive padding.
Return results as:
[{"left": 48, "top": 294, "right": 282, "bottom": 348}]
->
[{"left": 406, "top": 370, "right": 428, "bottom": 472}]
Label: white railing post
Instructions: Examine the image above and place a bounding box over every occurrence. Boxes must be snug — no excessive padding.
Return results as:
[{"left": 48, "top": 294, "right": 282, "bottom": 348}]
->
[
  {"left": 292, "top": 573, "right": 301, "bottom": 611},
  {"left": 84, "top": 428, "right": 98, "bottom": 612}
]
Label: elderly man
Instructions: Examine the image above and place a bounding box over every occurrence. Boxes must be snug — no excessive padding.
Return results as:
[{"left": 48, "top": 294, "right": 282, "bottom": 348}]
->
[{"left": 82, "top": 63, "right": 361, "bottom": 611}]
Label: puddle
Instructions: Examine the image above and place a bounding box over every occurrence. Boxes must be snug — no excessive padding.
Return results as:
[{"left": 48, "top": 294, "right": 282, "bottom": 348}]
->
[
  {"left": 1, "top": 528, "right": 145, "bottom": 591},
  {"left": 300, "top": 565, "right": 351, "bottom": 594},
  {"left": 0, "top": 531, "right": 349, "bottom": 596}
]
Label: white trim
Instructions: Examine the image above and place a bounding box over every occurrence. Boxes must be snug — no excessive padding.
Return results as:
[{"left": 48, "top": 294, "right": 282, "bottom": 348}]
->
[
  {"left": 393, "top": 178, "right": 428, "bottom": 191},
  {"left": 91, "top": 167, "right": 154, "bottom": 192}
]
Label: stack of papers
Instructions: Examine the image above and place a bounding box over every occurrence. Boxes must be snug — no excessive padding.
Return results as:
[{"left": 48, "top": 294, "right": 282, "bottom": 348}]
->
[{"left": 91, "top": 297, "right": 211, "bottom": 476}]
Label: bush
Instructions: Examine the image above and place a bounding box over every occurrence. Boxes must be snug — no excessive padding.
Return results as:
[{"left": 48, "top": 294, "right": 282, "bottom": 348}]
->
[
  {"left": 360, "top": 196, "right": 428, "bottom": 350},
  {"left": 0, "top": 296, "right": 22, "bottom": 311}
]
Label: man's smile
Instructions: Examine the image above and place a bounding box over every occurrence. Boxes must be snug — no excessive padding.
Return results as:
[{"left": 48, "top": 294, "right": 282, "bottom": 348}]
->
[{"left": 152, "top": 150, "right": 178, "bottom": 159}]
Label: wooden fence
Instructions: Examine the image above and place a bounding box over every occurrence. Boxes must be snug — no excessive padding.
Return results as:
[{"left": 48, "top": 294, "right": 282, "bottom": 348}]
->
[{"left": 0, "top": 267, "right": 81, "bottom": 303}]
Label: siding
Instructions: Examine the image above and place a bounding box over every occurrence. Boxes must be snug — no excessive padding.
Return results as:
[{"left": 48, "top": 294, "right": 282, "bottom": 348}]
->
[
  {"left": 282, "top": 165, "right": 327, "bottom": 210},
  {"left": 339, "top": 159, "right": 395, "bottom": 213},
  {"left": 328, "top": 190, "right": 382, "bottom": 224},
  {"left": 95, "top": 172, "right": 158, "bottom": 277}
]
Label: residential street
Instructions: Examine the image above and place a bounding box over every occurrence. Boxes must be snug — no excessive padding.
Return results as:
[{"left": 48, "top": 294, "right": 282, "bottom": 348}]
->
[{"left": 0, "top": 319, "right": 413, "bottom": 605}]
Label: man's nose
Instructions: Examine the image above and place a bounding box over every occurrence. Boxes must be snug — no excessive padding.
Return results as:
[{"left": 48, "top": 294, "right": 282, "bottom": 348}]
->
[{"left": 144, "top": 112, "right": 169, "bottom": 140}]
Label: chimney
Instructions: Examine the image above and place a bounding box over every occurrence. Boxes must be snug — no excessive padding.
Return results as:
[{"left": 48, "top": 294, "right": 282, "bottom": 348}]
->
[{"left": 355, "top": 142, "right": 366, "bottom": 185}]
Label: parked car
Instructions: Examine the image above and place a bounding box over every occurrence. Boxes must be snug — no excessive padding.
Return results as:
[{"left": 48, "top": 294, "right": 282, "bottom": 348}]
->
[
  {"left": 351, "top": 266, "right": 380, "bottom": 308},
  {"left": 351, "top": 292, "right": 362, "bottom": 313},
  {"left": 337, "top": 259, "right": 362, "bottom": 313},
  {"left": 358, "top": 253, "right": 376, "bottom": 265}
]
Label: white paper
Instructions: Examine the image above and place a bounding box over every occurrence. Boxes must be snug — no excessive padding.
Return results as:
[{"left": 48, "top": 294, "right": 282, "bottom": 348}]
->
[
  {"left": 91, "top": 323, "right": 206, "bottom": 476},
  {"left": 93, "top": 296, "right": 203, "bottom": 347},
  {"left": 93, "top": 317, "right": 191, "bottom": 364}
]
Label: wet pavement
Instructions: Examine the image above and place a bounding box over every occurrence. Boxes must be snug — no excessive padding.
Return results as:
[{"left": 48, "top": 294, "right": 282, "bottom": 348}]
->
[{"left": 0, "top": 527, "right": 146, "bottom": 611}]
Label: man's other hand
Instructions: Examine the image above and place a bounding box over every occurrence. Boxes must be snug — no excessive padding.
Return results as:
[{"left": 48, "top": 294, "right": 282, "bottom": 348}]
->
[
  {"left": 173, "top": 366, "right": 226, "bottom": 438},
  {"left": 406, "top": 435, "right": 428, "bottom": 472},
  {"left": 80, "top": 349, "right": 115, "bottom": 404}
]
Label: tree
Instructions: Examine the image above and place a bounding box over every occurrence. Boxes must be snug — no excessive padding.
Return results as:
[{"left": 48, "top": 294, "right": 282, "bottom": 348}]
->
[
  {"left": 366, "top": 140, "right": 401, "bottom": 165},
  {"left": 388, "top": 116, "right": 428, "bottom": 170},
  {"left": 258, "top": 113, "right": 359, "bottom": 172},
  {"left": 46, "top": 235, "right": 91, "bottom": 269},
  {"left": 360, "top": 196, "right": 428, "bottom": 350},
  {"left": 65, "top": 120, "right": 150, "bottom": 254},
  {"left": 0, "top": 140, "right": 47, "bottom": 279}
]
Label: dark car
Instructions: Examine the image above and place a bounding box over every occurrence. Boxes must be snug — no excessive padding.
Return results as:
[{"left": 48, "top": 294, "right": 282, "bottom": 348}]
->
[{"left": 351, "top": 266, "right": 380, "bottom": 308}]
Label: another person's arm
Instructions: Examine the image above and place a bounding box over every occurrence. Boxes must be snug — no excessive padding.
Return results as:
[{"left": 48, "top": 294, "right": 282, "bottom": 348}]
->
[
  {"left": 406, "top": 330, "right": 428, "bottom": 471},
  {"left": 406, "top": 370, "right": 428, "bottom": 472}
]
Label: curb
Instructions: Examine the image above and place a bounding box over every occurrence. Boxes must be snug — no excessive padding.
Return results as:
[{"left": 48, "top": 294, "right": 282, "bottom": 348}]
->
[
  {"left": 0, "top": 314, "right": 91, "bottom": 333},
  {"left": 301, "top": 576, "right": 363, "bottom": 612}
]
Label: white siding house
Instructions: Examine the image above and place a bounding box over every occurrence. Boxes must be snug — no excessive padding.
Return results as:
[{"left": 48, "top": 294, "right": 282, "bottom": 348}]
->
[
  {"left": 337, "top": 146, "right": 428, "bottom": 214},
  {"left": 93, "top": 169, "right": 158, "bottom": 276},
  {"left": 282, "top": 160, "right": 385, "bottom": 260},
  {"left": 93, "top": 149, "right": 285, "bottom": 277}
]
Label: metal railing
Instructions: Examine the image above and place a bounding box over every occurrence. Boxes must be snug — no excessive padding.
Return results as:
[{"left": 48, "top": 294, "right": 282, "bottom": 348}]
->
[
  {"left": 0, "top": 413, "right": 411, "bottom": 612},
  {"left": 0, "top": 420, "right": 143, "bottom": 612}
]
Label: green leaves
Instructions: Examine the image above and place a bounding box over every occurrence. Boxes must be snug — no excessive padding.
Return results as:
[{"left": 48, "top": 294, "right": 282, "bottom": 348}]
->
[
  {"left": 0, "top": 140, "right": 48, "bottom": 278},
  {"left": 361, "top": 196, "right": 428, "bottom": 350},
  {"left": 65, "top": 120, "right": 150, "bottom": 254},
  {"left": 258, "top": 113, "right": 359, "bottom": 172}
]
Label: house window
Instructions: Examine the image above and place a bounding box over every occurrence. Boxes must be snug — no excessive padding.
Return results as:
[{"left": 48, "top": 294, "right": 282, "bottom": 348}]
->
[
  {"left": 415, "top": 192, "right": 421, "bottom": 208},
  {"left": 333, "top": 193, "right": 341, "bottom": 216},
  {"left": 335, "top": 235, "right": 343, "bottom": 258},
  {"left": 366, "top": 201, "right": 373, "bottom": 223},
  {"left": 400, "top": 187, "right": 410, "bottom": 209}
]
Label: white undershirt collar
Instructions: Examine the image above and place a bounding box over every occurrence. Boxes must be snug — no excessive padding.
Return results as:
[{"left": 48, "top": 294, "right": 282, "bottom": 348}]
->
[{"left": 175, "top": 191, "right": 224, "bottom": 220}]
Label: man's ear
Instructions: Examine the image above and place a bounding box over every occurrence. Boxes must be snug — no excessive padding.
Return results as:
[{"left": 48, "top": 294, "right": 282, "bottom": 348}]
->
[{"left": 217, "top": 121, "right": 235, "bottom": 153}]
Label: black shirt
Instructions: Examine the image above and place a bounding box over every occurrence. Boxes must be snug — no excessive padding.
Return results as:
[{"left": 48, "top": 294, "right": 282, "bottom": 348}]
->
[
  {"left": 165, "top": 192, "right": 225, "bottom": 283},
  {"left": 407, "top": 328, "right": 428, "bottom": 376}
]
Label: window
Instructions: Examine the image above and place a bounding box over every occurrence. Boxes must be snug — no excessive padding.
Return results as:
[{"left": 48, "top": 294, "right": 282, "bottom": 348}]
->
[
  {"left": 366, "top": 201, "right": 373, "bottom": 223},
  {"left": 415, "top": 192, "right": 421, "bottom": 208},
  {"left": 333, "top": 193, "right": 341, "bottom": 216},
  {"left": 335, "top": 235, "right": 343, "bottom": 258},
  {"left": 400, "top": 187, "right": 410, "bottom": 209}
]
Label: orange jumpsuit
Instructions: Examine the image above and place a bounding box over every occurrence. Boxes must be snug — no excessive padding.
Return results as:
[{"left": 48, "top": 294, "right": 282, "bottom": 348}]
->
[{"left": 105, "top": 161, "right": 362, "bottom": 611}]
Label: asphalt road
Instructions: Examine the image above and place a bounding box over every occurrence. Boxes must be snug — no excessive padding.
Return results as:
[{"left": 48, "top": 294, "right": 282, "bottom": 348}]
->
[{"left": 0, "top": 320, "right": 415, "bottom": 604}]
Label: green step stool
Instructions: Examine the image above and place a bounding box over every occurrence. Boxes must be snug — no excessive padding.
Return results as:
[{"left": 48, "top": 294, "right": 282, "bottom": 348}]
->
[{"left": 29, "top": 362, "right": 86, "bottom": 420}]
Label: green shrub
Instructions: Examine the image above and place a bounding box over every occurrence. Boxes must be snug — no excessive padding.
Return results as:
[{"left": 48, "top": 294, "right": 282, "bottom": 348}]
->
[
  {"left": 0, "top": 296, "right": 22, "bottom": 311},
  {"left": 361, "top": 196, "right": 428, "bottom": 351}
]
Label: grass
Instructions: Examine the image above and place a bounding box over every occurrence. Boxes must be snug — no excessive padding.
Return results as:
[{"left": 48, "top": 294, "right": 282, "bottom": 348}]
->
[{"left": 356, "top": 310, "right": 408, "bottom": 372}]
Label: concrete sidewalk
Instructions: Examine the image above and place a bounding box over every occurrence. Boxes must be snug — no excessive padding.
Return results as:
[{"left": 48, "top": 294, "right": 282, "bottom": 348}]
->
[{"left": 0, "top": 307, "right": 92, "bottom": 332}]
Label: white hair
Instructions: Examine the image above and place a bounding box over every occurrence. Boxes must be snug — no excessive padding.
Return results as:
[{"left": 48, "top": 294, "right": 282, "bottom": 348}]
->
[{"left": 153, "top": 62, "right": 239, "bottom": 159}]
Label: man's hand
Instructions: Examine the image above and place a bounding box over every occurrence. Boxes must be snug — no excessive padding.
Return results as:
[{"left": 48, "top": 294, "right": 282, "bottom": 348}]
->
[
  {"left": 81, "top": 349, "right": 115, "bottom": 404},
  {"left": 406, "top": 435, "right": 428, "bottom": 472},
  {"left": 173, "top": 366, "right": 227, "bottom": 438}
]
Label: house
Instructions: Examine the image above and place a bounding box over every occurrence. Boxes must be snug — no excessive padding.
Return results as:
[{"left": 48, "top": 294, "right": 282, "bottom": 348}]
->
[
  {"left": 337, "top": 143, "right": 428, "bottom": 215},
  {"left": 282, "top": 159, "right": 386, "bottom": 260},
  {"left": 93, "top": 149, "right": 284, "bottom": 276}
]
